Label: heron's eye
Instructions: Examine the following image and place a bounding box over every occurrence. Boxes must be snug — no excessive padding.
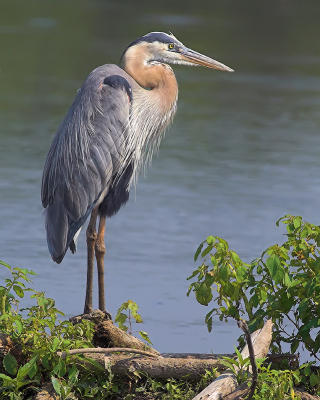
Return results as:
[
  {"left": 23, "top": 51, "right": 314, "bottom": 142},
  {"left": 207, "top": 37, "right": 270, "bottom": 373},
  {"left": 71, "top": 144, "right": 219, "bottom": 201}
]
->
[{"left": 168, "top": 43, "right": 174, "bottom": 50}]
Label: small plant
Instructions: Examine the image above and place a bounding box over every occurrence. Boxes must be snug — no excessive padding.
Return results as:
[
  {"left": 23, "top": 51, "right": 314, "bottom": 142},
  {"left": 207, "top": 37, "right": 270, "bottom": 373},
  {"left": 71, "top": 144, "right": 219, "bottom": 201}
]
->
[
  {"left": 0, "top": 261, "right": 114, "bottom": 399},
  {"left": 0, "top": 261, "right": 161, "bottom": 399},
  {"left": 0, "top": 355, "right": 39, "bottom": 400},
  {"left": 187, "top": 215, "right": 320, "bottom": 365},
  {"left": 115, "top": 299, "right": 152, "bottom": 345},
  {"left": 299, "top": 362, "right": 320, "bottom": 395},
  {"left": 220, "top": 349, "right": 252, "bottom": 385},
  {"left": 254, "top": 364, "right": 301, "bottom": 400},
  {"left": 128, "top": 369, "right": 218, "bottom": 400}
]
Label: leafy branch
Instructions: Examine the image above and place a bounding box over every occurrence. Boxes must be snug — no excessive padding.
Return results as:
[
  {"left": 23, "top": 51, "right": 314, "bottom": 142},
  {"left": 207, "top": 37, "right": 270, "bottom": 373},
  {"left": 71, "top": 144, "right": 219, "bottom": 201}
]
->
[{"left": 188, "top": 215, "right": 320, "bottom": 363}]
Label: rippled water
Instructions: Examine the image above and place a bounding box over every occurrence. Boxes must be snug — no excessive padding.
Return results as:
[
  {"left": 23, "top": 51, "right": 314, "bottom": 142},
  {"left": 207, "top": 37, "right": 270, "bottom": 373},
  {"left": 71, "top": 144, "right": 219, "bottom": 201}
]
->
[{"left": 1, "top": 0, "right": 320, "bottom": 354}]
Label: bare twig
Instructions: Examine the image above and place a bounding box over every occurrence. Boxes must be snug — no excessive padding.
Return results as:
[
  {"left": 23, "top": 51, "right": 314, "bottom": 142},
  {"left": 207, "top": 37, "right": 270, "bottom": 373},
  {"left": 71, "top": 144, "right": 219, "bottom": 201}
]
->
[
  {"left": 57, "top": 347, "right": 159, "bottom": 360},
  {"left": 237, "top": 320, "right": 257, "bottom": 400}
]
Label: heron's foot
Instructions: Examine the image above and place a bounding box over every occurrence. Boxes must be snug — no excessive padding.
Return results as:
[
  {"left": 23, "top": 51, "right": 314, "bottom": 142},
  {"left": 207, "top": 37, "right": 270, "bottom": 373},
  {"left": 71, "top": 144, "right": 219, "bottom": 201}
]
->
[
  {"left": 88, "top": 308, "right": 111, "bottom": 321},
  {"left": 70, "top": 309, "right": 112, "bottom": 326},
  {"left": 101, "top": 310, "right": 112, "bottom": 320},
  {"left": 83, "top": 305, "right": 94, "bottom": 315}
]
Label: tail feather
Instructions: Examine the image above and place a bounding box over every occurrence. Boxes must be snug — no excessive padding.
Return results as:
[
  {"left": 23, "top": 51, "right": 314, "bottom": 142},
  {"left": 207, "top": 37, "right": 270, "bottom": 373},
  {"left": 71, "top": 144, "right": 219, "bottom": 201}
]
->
[{"left": 45, "top": 195, "right": 69, "bottom": 263}]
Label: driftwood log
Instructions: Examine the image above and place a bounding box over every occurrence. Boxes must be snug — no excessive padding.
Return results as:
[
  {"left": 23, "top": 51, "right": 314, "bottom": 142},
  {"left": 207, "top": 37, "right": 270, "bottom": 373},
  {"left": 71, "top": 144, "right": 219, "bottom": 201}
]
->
[
  {"left": 105, "top": 353, "right": 227, "bottom": 381},
  {"left": 192, "top": 319, "right": 273, "bottom": 400},
  {"left": 70, "top": 310, "right": 159, "bottom": 355},
  {"left": 1, "top": 312, "right": 319, "bottom": 399},
  {"left": 67, "top": 310, "right": 230, "bottom": 380},
  {"left": 71, "top": 351, "right": 229, "bottom": 380}
]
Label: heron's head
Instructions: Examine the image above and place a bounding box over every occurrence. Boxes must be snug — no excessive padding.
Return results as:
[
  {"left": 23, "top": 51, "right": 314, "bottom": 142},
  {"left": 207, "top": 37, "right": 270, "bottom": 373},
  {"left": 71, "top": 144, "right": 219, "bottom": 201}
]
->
[{"left": 121, "top": 32, "right": 233, "bottom": 72}]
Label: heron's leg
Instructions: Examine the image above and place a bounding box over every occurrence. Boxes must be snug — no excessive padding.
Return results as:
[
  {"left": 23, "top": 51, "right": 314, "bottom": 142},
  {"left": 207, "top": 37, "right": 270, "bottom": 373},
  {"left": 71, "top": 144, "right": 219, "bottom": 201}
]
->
[
  {"left": 84, "top": 207, "right": 98, "bottom": 314},
  {"left": 95, "top": 214, "right": 106, "bottom": 312}
]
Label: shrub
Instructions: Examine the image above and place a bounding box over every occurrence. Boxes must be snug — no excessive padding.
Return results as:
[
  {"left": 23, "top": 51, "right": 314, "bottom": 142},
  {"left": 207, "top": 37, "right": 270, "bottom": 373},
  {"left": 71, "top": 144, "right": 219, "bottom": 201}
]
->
[{"left": 188, "top": 215, "right": 320, "bottom": 364}]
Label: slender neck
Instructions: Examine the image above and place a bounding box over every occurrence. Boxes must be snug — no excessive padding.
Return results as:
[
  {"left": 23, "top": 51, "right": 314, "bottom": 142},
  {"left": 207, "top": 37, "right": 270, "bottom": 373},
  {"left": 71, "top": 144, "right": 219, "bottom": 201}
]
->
[
  {"left": 122, "top": 46, "right": 178, "bottom": 111},
  {"left": 119, "top": 46, "right": 179, "bottom": 189}
]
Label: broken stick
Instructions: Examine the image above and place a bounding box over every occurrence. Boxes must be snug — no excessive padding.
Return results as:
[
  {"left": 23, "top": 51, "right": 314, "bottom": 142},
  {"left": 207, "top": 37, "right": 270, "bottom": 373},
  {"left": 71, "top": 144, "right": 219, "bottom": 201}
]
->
[{"left": 192, "top": 319, "right": 273, "bottom": 400}]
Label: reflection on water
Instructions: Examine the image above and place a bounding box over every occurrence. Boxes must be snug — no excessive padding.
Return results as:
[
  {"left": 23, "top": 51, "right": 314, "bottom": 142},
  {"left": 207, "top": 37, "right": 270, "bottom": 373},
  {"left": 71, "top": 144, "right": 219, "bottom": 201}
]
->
[{"left": 0, "top": 0, "right": 320, "bottom": 353}]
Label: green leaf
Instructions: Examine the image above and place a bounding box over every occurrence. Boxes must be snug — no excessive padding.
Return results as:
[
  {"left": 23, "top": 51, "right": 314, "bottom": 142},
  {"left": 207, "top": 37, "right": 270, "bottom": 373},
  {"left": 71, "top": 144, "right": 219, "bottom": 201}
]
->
[
  {"left": 51, "top": 337, "right": 60, "bottom": 351},
  {"left": 127, "top": 299, "right": 138, "bottom": 313},
  {"left": 51, "top": 376, "right": 61, "bottom": 395},
  {"left": 42, "top": 354, "right": 51, "bottom": 370},
  {"left": 206, "top": 236, "right": 215, "bottom": 245},
  {"left": 83, "top": 357, "right": 106, "bottom": 373},
  {"left": 235, "top": 265, "right": 248, "bottom": 282},
  {"left": 299, "top": 319, "right": 318, "bottom": 334},
  {"left": 16, "top": 267, "right": 36, "bottom": 276},
  {"left": 250, "top": 294, "right": 259, "bottom": 308},
  {"left": 266, "top": 255, "right": 283, "bottom": 283},
  {"left": 3, "top": 353, "right": 17, "bottom": 376},
  {"left": 13, "top": 285, "right": 24, "bottom": 298},
  {"left": 0, "top": 260, "right": 11, "bottom": 270},
  {"left": 201, "top": 244, "right": 213, "bottom": 258},
  {"left": 133, "top": 313, "right": 143, "bottom": 324},
  {"left": 310, "top": 372, "right": 320, "bottom": 387},
  {"left": 205, "top": 309, "right": 215, "bottom": 332},
  {"left": 195, "top": 282, "right": 212, "bottom": 306},
  {"left": 139, "top": 331, "right": 152, "bottom": 345},
  {"left": 293, "top": 216, "right": 302, "bottom": 229},
  {"left": 206, "top": 316, "right": 213, "bottom": 332},
  {"left": 302, "top": 364, "right": 311, "bottom": 377},
  {"left": 259, "top": 289, "right": 267, "bottom": 303},
  {"left": 194, "top": 242, "right": 204, "bottom": 261},
  {"left": 68, "top": 365, "right": 79, "bottom": 386},
  {"left": 37, "top": 295, "right": 46, "bottom": 307},
  {"left": 187, "top": 268, "right": 201, "bottom": 281},
  {"left": 219, "top": 264, "right": 229, "bottom": 281},
  {"left": 17, "top": 356, "right": 38, "bottom": 381},
  {"left": 283, "top": 272, "right": 293, "bottom": 288},
  {"left": 53, "top": 358, "right": 66, "bottom": 377},
  {"left": 115, "top": 312, "right": 128, "bottom": 331},
  {"left": 291, "top": 339, "right": 299, "bottom": 354},
  {"left": 28, "top": 359, "right": 38, "bottom": 379},
  {"left": 13, "top": 319, "right": 23, "bottom": 335},
  {"left": 230, "top": 251, "right": 242, "bottom": 266},
  {"left": 0, "top": 373, "right": 13, "bottom": 382}
]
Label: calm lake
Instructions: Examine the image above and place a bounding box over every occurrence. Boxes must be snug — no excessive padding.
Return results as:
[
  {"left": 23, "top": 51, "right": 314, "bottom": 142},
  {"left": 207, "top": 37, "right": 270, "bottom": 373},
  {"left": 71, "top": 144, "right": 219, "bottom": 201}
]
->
[{"left": 1, "top": 0, "right": 320, "bottom": 354}]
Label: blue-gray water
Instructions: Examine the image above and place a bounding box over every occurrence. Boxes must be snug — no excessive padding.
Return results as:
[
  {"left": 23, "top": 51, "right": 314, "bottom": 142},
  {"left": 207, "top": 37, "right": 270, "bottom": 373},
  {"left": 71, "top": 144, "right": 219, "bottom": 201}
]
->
[{"left": 1, "top": 0, "right": 320, "bottom": 354}]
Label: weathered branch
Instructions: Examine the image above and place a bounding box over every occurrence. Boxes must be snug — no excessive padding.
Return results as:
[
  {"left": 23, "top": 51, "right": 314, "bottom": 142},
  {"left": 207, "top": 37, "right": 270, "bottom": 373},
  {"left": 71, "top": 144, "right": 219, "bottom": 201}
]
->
[
  {"left": 237, "top": 320, "right": 257, "bottom": 399},
  {"left": 83, "top": 352, "right": 229, "bottom": 381},
  {"left": 193, "top": 372, "right": 238, "bottom": 400},
  {"left": 192, "top": 319, "right": 273, "bottom": 400},
  {"left": 223, "top": 383, "right": 249, "bottom": 400},
  {"left": 57, "top": 347, "right": 158, "bottom": 359}
]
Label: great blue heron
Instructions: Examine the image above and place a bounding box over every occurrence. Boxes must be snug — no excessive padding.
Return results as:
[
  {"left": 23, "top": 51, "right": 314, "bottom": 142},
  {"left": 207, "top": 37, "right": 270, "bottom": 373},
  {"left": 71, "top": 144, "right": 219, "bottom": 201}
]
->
[{"left": 41, "top": 32, "right": 233, "bottom": 314}]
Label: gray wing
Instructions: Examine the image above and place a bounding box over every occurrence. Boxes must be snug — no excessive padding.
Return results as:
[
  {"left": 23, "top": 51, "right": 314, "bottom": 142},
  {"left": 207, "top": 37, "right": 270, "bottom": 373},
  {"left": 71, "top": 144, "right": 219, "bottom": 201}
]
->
[{"left": 41, "top": 65, "right": 133, "bottom": 263}]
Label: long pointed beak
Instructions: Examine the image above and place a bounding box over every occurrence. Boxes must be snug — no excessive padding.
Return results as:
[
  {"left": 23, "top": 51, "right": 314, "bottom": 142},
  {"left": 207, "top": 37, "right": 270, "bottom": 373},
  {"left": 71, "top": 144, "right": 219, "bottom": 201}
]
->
[{"left": 180, "top": 47, "right": 234, "bottom": 72}]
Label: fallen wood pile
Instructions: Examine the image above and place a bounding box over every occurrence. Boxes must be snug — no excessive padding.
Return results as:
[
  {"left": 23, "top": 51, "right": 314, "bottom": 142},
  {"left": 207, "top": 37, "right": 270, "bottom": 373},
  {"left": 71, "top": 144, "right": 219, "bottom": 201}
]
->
[{"left": 1, "top": 310, "right": 319, "bottom": 399}]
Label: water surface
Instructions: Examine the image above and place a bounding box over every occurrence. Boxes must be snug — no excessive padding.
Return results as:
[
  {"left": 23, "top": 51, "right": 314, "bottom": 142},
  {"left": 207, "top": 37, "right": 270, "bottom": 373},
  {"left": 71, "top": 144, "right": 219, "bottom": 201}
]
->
[{"left": 1, "top": 0, "right": 320, "bottom": 354}]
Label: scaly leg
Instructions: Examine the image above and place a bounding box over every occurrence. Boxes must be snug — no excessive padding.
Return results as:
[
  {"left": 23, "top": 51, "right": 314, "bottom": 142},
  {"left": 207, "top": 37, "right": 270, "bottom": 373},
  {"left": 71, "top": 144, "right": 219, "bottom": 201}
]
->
[
  {"left": 95, "top": 214, "right": 106, "bottom": 312},
  {"left": 84, "top": 207, "right": 98, "bottom": 314}
]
